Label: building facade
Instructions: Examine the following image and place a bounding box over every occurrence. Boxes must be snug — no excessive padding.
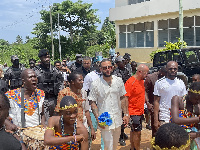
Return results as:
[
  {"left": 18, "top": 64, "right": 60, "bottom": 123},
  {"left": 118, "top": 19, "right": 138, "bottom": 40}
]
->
[{"left": 109, "top": 0, "right": 200, "bottom": 63}]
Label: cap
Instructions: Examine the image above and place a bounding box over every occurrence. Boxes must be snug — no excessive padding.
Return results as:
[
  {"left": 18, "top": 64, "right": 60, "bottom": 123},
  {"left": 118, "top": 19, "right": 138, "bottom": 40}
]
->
[
  {"left": 11, "top": 55, "right": 19, "bottom": 61},
  {"left": 123, "top": 53, "right": 131, "bottom": 59},
  {"left": 38, "top": 49, "right": 49, "bottom": 57},
  {"left": 115, "top": 56, "right": 125, "bottom": 62},
  {"left": 76, "top": 54, "right": 82, "bottom": 57}
]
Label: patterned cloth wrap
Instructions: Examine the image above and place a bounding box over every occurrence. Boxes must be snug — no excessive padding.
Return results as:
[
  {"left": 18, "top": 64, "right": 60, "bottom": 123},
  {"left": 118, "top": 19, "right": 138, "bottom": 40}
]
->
[
  {"left": 6, "top": 88, "right": 45, "bottom": 116},
  {"left": 170, "top": 110, "right": 194, "bottom": 129},
  {"left": 49, "top": 132, "right": 79, "bottom": 150}
]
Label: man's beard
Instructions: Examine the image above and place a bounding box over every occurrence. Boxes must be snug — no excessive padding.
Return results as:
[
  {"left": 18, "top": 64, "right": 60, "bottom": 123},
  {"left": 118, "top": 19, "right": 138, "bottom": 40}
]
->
[{"left": 102, "top": 71, "right": 112, "bottom": 77}]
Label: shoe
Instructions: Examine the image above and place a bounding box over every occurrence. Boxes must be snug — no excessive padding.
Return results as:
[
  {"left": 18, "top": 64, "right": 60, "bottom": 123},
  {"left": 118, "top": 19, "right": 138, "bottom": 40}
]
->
[
  {"left": 123, "top": 133, "right": 128, "bottom": 140},
  {"left": 146, "top": 124, "right": 152, "bottom": 130},
  {"left": 119, "top": 138, "right": 126, "bottom": 146}
]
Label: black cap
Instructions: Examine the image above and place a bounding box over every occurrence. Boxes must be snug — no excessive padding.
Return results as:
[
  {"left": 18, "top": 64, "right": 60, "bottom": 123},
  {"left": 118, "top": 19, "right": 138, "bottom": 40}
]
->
[
  {"left": 115, "top": 56, "right": 125, "bottom": 63},
  {"left": 76, "top": 54, "right": 82, "bottom": 57},
  {"left": 38, "top": 49, "right": 49, "bottom": 57},
  {"left": 11, "top": 55, "right": 19, "bottom": 61},
  {"left": 123, "top": 53, "right": 131, "bottom": 59}
]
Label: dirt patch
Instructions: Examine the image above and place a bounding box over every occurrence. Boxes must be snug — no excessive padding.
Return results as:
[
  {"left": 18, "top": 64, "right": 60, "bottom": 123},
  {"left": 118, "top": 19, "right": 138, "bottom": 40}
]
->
[{"left": 91, "top": 122, "right": 152, "bottom": 150}]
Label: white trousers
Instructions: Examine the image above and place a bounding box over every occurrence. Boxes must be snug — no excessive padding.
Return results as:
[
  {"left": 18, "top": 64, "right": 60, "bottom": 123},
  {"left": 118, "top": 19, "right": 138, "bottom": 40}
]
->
[{"left": 101, "top": 126, "right": 121, "bottom": 150}]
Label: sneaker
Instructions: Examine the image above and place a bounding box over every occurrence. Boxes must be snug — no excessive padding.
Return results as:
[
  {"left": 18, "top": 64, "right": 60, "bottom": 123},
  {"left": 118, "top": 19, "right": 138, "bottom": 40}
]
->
[
  {"left": 123, "top": 133, "right": 128, "bottom": 140},
  {"left": 146, "top": 124, "right": 152, "bottom": 130},
  {"left": 119, "top": 138, "right": 126, "bottom": 146}
]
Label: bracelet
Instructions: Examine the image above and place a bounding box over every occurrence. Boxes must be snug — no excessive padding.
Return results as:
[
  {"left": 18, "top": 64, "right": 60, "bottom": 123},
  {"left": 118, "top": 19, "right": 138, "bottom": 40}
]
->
[{"left": 125, "top": 114, "right": 129, "bottom": 116}]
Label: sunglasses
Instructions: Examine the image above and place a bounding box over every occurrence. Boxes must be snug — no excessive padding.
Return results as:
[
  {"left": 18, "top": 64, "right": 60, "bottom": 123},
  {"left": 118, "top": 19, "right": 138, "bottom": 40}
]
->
[{"left": 102, "top": 66, "right": 113, "bottom": 70}]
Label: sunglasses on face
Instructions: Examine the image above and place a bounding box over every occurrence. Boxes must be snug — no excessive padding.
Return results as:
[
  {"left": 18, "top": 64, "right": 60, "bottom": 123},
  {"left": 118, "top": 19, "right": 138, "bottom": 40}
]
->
[{"left": 102, "top": 66, "right": 113, "bottom": 70}]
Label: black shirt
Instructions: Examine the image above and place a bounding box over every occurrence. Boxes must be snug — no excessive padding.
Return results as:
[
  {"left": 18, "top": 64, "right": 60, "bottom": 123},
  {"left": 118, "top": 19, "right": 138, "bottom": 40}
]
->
[
  {"left": 0, "top": 129, "right": 22, "bottom": 150},
  {"left": 113, "top": 67, "right": 131, "bottom": 83},
  {"left": 74, "top": 66, "right": 91, "bottom": 79}
]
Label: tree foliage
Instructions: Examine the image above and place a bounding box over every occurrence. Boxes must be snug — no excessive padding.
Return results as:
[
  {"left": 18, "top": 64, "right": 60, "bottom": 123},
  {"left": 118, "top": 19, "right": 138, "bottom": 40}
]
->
[{"left": 150, "top": 38, "right": 187, "bottom": 60}]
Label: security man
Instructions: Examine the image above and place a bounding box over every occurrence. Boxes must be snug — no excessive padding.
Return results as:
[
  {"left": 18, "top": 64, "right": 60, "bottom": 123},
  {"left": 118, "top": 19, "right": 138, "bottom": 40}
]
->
[
  {"left": 33, "top": 49, "right": 64, "bottom": 123},
  {"left": 3, "top": 55, "right": 26, "bottom": 90}
]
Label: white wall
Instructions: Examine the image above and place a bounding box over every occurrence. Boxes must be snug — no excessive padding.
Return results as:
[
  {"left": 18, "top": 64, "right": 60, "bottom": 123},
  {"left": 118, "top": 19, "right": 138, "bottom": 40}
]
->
[{"left": 110, "top": 0, "right": 200, "bottom": 21}]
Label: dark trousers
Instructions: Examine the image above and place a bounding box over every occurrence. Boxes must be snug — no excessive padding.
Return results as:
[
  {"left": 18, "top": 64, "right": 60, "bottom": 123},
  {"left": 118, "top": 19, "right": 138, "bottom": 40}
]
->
[{"left": 120, "top": 112, "right": 125, "bottom": 139}]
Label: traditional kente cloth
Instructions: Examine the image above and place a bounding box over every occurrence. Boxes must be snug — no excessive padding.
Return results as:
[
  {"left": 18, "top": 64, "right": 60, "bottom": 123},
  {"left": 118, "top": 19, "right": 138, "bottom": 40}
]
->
[
  {"left": 49, "top": 132, "right": 79, "bottom": 150},
  {"left": 6, "top": 88, "right": 45, "bottom": 116},
  {"left": 169, "top": 96, "right": 194, "bottom": 129},
  {"left": 55, "top": 87, "right": 87, "bottom": 122},
  {"left": 5, "top": 88, "right": 45, "bottom": 127}
]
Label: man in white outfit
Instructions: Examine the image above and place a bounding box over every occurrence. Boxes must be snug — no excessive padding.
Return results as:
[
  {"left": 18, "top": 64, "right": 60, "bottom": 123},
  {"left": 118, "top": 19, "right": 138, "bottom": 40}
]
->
[
  {"left": 153, "top": 61, "right": 187, "bottom": 132},
  {"left": 89, "top": 59, "right": 129, "bottom": 150}
]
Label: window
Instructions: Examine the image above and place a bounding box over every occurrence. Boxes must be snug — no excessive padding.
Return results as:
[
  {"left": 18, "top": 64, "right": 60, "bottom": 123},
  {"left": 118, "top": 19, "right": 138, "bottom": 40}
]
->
[
  {"left": 158, "top": 16, "right": 200, "bottom": 47},
  {"left": 119, "top": 21, "right": 154, "bottom": 48}
]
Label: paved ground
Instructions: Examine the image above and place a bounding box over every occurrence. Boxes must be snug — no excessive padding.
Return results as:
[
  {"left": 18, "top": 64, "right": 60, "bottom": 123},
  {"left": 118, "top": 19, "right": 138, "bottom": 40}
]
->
[{"left": 91, "top": 122, "right": 152, "bottom": 150}]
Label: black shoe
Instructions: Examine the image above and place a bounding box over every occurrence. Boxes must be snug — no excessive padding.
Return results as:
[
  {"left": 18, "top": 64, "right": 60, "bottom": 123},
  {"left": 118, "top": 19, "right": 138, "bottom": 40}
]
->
[
  {"left": 123, "top": 133, "right": 128, "bottom": 140},
  {"left": 146, "top": 124, "right": 152, "bottom": 130},
  {"left": 119, "top": 138, "right": 126, "bottom": 146}
]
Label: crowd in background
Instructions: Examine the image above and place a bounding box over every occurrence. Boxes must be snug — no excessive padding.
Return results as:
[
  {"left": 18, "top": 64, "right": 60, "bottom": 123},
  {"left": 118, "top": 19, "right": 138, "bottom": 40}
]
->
[{"left": 0, "top": 47, "right": 200, "bottom": 150}]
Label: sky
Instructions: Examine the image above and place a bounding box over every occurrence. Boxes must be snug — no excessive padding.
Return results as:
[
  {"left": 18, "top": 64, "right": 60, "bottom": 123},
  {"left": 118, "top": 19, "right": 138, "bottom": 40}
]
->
[{"left": 0, "top": 0, "right": 115, "bottom": 43}]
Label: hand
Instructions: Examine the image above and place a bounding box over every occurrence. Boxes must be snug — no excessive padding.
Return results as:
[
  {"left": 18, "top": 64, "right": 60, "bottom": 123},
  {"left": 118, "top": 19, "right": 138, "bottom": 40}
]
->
[
  {"left": 147, "top": 102, "right": 154, "bottom": 113},
  {"left": 5, "top": 122, "right": 18, "bottom": 132},
  {"left": 97, "top": 120, "right": 105, "bottom": 129},
  {"left": 90, "top": 128, "right": 96, "bottom": 141},
  {"left": 76, "top": 134, "right": 85, "bottom": 142},
  {"left": 154, "top": 121, "right": 160, "bottom": 131},
  {"left": 123, "top": 116, "right": 130, "bottom": 127}
]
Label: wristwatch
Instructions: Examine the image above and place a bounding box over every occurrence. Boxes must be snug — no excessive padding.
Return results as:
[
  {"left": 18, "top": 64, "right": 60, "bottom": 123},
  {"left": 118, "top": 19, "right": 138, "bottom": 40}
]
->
[{"left": 125, "top": 114, "right": 129, "bottom": 116}]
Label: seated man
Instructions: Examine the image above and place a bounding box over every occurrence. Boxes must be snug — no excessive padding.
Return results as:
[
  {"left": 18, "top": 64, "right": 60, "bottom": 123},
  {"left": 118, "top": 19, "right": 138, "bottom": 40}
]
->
[{"left": 5, "top": 69, "right": 45, "bottom": 129}]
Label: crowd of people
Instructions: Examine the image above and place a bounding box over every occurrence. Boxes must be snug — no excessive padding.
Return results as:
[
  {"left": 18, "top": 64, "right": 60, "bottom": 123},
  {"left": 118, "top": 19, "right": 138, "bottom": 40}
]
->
[{"left": 0, "top": 48, "right": 200, "bottom": 150}]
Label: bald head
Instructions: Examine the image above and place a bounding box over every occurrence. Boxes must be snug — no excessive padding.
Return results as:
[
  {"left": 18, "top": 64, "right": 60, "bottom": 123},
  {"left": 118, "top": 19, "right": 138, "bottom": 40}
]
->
[
  {"left": 166, "top": 61, "right": 178, "bottom": 80},
  {"left": 166, "top": 61, "right": 178, "bottom": 68},
  {"left": 192, "top": 74, "right": 200, "bottom": 83},
  {"left": 21, "top": 69, "right": 35, "bottom": 80},
  {"left": 136, "top": 64, "right": 149, "bottom": 80},
  {"left": 137, "top": 64, "right": 149, "bottom": 72}
]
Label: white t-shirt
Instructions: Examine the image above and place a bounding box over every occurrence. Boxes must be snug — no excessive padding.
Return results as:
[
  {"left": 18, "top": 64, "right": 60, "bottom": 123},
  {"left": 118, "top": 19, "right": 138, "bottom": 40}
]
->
[
  {"left": 88, "top": 75, "right": 126, "bottom": 130},
  {"left": 83, "top": 71, "right": 100, "bottom": 91},
  {"left": 153, "top": 77, "right": 187, "bottom": 122}
]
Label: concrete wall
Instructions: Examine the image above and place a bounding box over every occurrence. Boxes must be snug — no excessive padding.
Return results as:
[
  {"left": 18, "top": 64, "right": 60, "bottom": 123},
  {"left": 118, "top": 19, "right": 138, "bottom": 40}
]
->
[
  {"left": 110, "top": 0, "right": 200, "bottom": 63},
  {"left": 110, "top": 0, "right": 200, "bottom": 21}
]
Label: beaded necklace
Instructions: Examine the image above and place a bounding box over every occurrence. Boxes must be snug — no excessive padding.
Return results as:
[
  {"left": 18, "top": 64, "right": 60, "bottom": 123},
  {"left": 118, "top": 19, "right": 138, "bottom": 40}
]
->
[{"left": 60, "top": 115, "right": 77, "bottom": 147}]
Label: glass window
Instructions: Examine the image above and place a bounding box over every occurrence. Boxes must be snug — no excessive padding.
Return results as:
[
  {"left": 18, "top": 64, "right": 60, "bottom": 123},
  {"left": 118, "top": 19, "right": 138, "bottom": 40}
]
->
[
  {"left": 136, "top": 32, "right": 144, "bottom": 47},
  {"left": 135, "top": 23, "right": 145, "bottom": 31},
  {"left": 184, "top": 28, "right": 194, "bottom": 46},
  {"left": 119, "top": 33, "right": 126, "bottom": 48},
  {"left": 145, "top": 22, "right": 154, "bottom": 31},
  {"left": 158, "top": 20, "right": 168, "bottom": 30},
  {"left": 195, "top": 16, "right": 200, "bottom": 26},
  {"left": 169, "top": 18, "right": 179, "bottom": 28},
  {"left": 128, "top": 33, "right": 136, "bottom": 48},
  {"left": 196, "top": 27, "right": 200, "bottom": 46},
  {"left": 138, "top": 0, "right": 144, "bottom": 3},
  {"left": 127, "top": 24, "right": 134, "bottom": 32},
  {"left": 129, "top": 0, "right": 137, "bottom": 4},
  {"left": 184, "top": 17, "right": 194, "bottom": 28},
  {"left": 169, "top": 29, "right": 179, "bottom": 43},
  {"left": 158, "top": 30, "right": 168, "bottom": 47},
  {"left": 146, "top": 31, "right": 154, "bottom": 47},
  {"left": 119, "top": 25, "right": 126, "bottom": 33}
]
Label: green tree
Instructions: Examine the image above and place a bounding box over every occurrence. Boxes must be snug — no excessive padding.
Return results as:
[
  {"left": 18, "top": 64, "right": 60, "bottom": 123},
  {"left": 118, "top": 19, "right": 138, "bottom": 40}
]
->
[
  {"left": 32, "top": 0, "right": 100, "bottom": 59},
  {"left": 16, "top": 35, "right": 23, "bottom": 44}
]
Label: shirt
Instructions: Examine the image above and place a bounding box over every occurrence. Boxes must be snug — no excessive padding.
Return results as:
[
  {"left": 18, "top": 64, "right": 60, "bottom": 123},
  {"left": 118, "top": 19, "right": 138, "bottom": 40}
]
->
[
  {"left": 153, "top": 77, "right": 187, "bottom": 122},
  {"left": 88, "top": 75, "right": 126, "bottom": 130},
  {"left": 0, "top": 129, "right": 22, "bottom": 150},
  {"left": 5, "top": 88, "right": 45, "bottom": 127},
  {"left": 125, "top": 76, "right": 145, "bottom": 116},
  {"left": 144, "top": 72, "right": 159, "bottom": 104},
  {"left": 83, "top": 70, "right": 100, "bottom": 91}
]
